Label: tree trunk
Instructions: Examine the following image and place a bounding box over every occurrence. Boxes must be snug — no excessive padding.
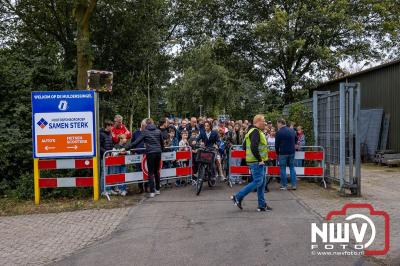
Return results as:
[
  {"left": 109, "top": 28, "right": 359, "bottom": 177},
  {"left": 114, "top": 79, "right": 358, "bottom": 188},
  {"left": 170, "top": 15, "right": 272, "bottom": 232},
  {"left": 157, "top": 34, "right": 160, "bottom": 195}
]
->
[
  {"left": 129, "top": 113, "right": 133, "bottom": 133},
  {"left": 76, "top": 20, "right": 90, "bottom": 90},
  {"left": 63, "top": 42, "right": 76, "bottom": 71},
  {"left": 283, "top": 82, "right": 295, "bottom": 105},
  {"left": 74, "top": 0, "right": 97, "bottom": 90}
]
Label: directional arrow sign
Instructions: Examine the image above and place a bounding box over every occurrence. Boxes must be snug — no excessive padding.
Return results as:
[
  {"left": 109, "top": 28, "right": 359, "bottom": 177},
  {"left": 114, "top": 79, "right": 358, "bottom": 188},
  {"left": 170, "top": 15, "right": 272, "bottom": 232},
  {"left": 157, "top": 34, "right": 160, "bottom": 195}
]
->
[{"left": 67, "top": 145, "right": 78, "bottom": 150}]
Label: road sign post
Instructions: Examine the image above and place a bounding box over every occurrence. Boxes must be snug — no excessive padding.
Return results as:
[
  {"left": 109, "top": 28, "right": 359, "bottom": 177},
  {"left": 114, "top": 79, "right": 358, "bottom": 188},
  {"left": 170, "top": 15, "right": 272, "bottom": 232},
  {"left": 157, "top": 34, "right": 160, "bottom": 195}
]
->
[
  {"left": 31, "top": 90, "right": 97, "bottom": 204},
  {"left": 33, "top": 158, "right": 40, "bottom": 204},
  {"left": 87, "top": 70, "right": 113, "bottom": 200},
  {"left": 93, "top": 91, "right": 100, "bottom": 201}
]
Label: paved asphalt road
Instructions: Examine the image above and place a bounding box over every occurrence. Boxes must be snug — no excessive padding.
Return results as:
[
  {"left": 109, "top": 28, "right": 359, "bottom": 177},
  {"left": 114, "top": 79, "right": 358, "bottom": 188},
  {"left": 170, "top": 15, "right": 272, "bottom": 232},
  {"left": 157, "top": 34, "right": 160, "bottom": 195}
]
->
[{"left": 53, "top": 182, "right": 377, "bottom": 266}]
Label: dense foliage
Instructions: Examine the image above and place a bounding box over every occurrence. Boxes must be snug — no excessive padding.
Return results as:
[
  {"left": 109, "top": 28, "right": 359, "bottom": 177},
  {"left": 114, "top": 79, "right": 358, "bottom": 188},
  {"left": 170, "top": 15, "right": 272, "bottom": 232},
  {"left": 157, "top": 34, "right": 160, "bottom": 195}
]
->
[
  {"left": 286, "top": 103, "right": 314, "bottom": 146},
  {"left": 0, "top": 0, "right": 399, "bottom": 197}
]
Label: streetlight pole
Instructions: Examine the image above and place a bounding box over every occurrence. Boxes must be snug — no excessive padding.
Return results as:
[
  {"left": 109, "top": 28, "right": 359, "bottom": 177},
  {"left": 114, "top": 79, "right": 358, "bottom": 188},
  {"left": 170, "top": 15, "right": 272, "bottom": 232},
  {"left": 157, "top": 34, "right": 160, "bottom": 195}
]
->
[
  {"left": 147, "top": 64, "right": 151, "bottom": 118},
  {"left": 199, "top": 105, "right": 203, "bottom": 117}
]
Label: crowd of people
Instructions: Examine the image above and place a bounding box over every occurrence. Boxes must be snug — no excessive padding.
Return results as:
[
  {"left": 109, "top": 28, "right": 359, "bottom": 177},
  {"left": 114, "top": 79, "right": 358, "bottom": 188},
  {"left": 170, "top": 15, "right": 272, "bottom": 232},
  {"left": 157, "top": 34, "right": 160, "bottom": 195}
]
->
[{"left": 99, "top": 114, "right": 306, "bottom": 205}]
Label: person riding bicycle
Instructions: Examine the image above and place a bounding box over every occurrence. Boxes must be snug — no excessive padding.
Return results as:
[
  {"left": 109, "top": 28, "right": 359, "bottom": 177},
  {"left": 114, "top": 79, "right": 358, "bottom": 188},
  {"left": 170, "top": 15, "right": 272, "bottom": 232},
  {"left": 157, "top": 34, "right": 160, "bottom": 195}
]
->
[{"left": 192, "top": 121, "right": 226, "bottom": 181}]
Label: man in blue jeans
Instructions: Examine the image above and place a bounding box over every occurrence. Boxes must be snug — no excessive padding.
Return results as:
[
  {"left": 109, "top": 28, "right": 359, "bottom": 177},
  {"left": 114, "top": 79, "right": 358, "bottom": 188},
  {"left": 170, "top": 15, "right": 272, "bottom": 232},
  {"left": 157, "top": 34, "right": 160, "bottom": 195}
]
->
[
  {"left": 275, "top": 118, "right": 298, "bottom": 190},
  {"left": 231, "top": 114, "right": 272, "bottom": 212}
]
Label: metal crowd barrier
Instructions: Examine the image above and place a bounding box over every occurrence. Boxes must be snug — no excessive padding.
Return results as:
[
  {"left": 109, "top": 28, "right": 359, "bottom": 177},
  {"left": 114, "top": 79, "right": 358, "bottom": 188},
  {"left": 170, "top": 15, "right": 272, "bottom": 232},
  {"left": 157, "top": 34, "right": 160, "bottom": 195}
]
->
[
  {"left": 102, "top": 146, "right": 192, "bottom": 199},
  {"left": 228, "top": 145, "right": 326, "bottom": 188}
]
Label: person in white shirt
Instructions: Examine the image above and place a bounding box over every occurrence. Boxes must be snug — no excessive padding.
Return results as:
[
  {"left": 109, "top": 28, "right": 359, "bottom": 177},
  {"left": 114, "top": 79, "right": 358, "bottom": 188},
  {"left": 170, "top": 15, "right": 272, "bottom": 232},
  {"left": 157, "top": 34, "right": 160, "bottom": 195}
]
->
[
  {"left": 267, "top": 127, "right": 276, "bottom": 150},
  {"left": 179, "top": 130, "right": 190, "bottom": 151}
]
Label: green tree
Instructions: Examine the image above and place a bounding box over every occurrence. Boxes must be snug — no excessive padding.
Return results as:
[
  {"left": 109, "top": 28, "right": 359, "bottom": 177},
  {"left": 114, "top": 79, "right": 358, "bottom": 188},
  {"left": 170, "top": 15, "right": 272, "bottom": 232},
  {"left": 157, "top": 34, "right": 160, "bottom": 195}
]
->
[
  {"left": 91, "top": 0, "right": 173, "bottom": 126},
  {"left": 74, "top": 0, "right": 97, "bottom": 89},
  {"left": 172, "top": 0, "right": 397, "bottom": 103},
  {"left": 2, "top": 0, "right": 98, "bottom": 89},
  {"left": 0, "top": 0, "right": 174, "bottom": 196},
  {"left": 251, "top": 0, "right": 388, "bottom": 104},
  {"left": 2, "top": 0, "right": 76, "bottom": 86},
  {"left": 286, "top": 103, "right": 313, "bottom": 145},
  {"left": 166, "top": 40, "right": 278, "bottom": 119}
]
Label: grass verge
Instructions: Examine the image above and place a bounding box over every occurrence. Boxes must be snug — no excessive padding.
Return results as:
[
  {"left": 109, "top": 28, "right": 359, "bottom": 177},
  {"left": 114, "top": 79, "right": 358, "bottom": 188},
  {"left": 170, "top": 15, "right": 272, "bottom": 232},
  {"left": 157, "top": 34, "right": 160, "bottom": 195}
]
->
[{"left": 0, "top": 194, "right": 143, "bottom": 217}]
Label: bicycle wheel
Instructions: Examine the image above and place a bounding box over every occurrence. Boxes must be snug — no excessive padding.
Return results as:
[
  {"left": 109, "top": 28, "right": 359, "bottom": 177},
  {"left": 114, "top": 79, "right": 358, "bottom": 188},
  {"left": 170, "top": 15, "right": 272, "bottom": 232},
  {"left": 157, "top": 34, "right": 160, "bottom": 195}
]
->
[
  {"left": 208, "top": 168, "right": 216, "bottom": 187},
  {"left": 196, "top": 165, "right": 205, "bottom": 195}
]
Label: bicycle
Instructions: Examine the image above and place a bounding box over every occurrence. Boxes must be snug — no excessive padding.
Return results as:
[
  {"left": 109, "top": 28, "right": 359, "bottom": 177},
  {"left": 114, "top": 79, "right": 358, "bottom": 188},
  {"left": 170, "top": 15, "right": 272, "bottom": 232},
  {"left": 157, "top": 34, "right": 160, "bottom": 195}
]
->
[{"left": 193, "top": 146, "right": 218, "bottom": 195}]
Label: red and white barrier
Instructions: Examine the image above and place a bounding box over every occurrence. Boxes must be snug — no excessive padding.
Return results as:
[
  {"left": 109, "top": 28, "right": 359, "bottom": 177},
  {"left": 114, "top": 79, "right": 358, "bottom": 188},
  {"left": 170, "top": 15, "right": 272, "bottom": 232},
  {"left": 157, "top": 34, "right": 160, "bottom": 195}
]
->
[
  {"left": 104, "top": 150, "right": 191, "bottom": 167},
  {"left": 229, "top": 165, "right": 324, "bottom": 176},
  {"left": 229, "top": 146, "right": 325, "bottom": 178},
  {"left": 39, "top": 177, "right": 93, "bottom": 188},
  {"left": 103, "top": 147, "right": 192, "bottom": 188},
  {"left": 105, "top": 166, "right": 192, "bottom": 185},
  {"left": 37, "top": 158, "right": 94, "bottom": 188},
  {"left": 38, "top": 159, "right": 93, "bottom": 169},
  {"left": 230, "top": 150, "right": 324, "bottom": 162}
]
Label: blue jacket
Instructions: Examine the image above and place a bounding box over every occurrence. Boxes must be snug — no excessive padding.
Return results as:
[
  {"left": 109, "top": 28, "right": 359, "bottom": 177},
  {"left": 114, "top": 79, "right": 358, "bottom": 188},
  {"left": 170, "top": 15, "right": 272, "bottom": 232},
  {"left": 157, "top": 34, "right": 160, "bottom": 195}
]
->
[
  {"left": 275, "top": 126, "right": 298, "bottom": 155},
  {"left": 132, "top": 129, "right": 145, "bottom": 154},
  {"left": 99, "top": 128, "right": 113, "bottom": 157},
  {"left": 167, "top": 137, "right": 179, "bottom": 151},
  {"left": 196, "top": 130, "right": 219, "bottom": 148},
  {"left": 186, "top": 124, "right": 200, "bottom": 137},
  {"left": 198, "top": 124, "right": 205, "bottom": 135}
]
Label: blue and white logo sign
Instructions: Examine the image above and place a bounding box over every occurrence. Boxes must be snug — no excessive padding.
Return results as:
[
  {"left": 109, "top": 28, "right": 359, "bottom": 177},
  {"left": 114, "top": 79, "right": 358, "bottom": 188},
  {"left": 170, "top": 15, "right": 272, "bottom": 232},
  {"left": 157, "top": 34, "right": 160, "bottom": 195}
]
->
[{"left": 58, "top": 100, "right": 68, "bottom": 111}]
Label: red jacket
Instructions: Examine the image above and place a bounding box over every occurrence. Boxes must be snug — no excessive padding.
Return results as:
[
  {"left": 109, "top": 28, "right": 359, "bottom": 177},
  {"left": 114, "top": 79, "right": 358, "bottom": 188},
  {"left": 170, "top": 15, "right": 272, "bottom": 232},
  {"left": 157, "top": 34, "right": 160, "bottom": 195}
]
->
[{"left": 111, "top": 124, "right": 132, "bottom": 144}]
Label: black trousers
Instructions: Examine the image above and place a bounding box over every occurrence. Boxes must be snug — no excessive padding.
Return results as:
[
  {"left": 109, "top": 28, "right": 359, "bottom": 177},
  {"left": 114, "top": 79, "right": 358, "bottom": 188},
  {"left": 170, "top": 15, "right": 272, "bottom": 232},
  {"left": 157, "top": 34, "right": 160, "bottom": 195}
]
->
[
  {"left": 136, "top": 163, "right": 149, "bottom": 192},
  {"left": 147, "top": 153, "right": 161, "bottom": 192}
]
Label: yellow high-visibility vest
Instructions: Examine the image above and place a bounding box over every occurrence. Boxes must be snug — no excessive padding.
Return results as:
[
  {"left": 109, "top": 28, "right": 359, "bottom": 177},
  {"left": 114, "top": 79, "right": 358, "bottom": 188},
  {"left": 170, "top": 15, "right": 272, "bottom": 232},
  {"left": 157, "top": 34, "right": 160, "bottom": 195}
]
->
[{"left": 245, "top": 128, "right": 268, "bottom": 163}]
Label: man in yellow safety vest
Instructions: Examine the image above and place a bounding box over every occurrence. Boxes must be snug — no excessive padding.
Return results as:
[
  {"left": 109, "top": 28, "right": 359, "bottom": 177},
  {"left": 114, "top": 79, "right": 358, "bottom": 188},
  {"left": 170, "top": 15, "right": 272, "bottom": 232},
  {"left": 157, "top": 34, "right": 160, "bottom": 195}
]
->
[{"left": 231, "top": 114, "right": 273, "bottom": 212}]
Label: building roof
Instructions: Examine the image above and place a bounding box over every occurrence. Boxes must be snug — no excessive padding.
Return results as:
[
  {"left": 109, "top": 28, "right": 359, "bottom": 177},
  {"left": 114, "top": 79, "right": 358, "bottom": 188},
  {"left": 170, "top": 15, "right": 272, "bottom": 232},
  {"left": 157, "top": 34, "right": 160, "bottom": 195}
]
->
[{"left": 314, "top": 58, "right": 400, "bottom": 89}]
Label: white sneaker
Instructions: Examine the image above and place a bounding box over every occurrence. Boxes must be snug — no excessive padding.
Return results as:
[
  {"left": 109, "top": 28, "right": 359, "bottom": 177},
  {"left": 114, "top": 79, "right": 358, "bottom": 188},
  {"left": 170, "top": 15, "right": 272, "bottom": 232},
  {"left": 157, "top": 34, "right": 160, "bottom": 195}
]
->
[
  {"left": 149, "top": 193, "right": 155, "bottom": 198},
  {"left": 101, "top": 191, "right": 110, "bottom": 201},
  {"left": 120, "top": 190, "right": 127, "bottom": 196},
  {"left": 155, "top": 190, "right": 160, "bottom": 195}
]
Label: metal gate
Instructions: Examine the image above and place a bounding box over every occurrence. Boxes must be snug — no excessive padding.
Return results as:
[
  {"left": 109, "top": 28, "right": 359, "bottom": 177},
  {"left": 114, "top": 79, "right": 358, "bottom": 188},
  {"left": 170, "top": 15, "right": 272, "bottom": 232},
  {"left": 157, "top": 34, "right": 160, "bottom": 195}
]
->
[
  {"left": 285, "top": 82, "right": 361, "bottom": 195},
  {"left": 313, "top": 83, "right": 361, "bottom": 195}
]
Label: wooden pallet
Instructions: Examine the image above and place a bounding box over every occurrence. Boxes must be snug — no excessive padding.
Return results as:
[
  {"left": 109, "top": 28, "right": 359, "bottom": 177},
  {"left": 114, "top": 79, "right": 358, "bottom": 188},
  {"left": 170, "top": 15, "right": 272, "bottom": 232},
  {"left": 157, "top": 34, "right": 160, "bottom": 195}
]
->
[
  {"left": 381, "top": 153, "right": 400, "bottom": 165},
  {"left": 387, "top": 159, "right": 400, "bottom": 167}
]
